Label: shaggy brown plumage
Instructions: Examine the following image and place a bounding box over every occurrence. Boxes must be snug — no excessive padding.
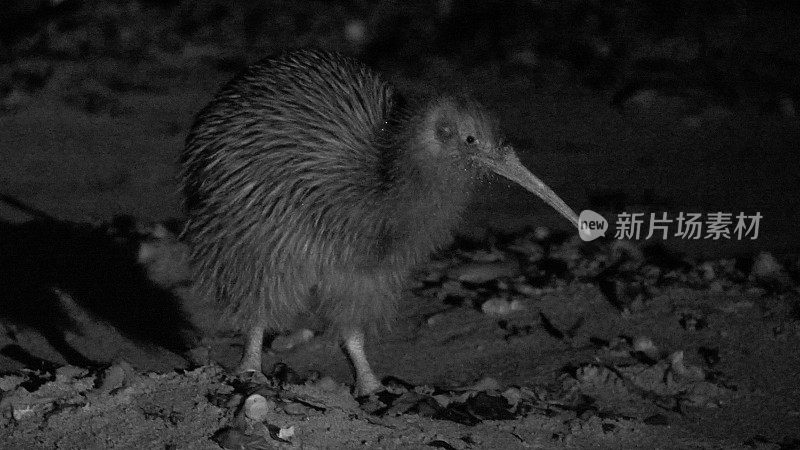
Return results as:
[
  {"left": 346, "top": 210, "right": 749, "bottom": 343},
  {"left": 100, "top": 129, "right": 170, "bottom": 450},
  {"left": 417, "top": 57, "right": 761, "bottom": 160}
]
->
[{"left": 180, "top": 49, "right": 578, "bottom": 395}]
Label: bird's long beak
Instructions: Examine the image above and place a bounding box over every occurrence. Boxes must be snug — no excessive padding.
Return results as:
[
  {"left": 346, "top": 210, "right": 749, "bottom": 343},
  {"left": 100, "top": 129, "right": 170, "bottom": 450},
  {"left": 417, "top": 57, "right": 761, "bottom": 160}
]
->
[{"left": 480, "top": 148, "right": 580, "bottom": 230}]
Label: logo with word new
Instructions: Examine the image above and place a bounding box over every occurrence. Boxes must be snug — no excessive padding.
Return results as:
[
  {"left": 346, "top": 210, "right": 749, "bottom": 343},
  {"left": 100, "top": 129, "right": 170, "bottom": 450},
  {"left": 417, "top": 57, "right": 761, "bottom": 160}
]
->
[{"left": 578, "top": 210, "right": 608, "bottom": 241}]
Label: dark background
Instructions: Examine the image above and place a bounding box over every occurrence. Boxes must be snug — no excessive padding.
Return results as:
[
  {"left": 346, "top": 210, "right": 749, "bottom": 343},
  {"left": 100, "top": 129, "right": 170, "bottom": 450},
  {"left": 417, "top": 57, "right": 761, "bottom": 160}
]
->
[
  {"left": 0, "top": 4, "right": 799, "bottom": 445},
  {"left": 2, "top": 0, "right": 799, "bottom": 259},
  {"left": 1, "top": 0, "right": 799, "bottom": 252}
]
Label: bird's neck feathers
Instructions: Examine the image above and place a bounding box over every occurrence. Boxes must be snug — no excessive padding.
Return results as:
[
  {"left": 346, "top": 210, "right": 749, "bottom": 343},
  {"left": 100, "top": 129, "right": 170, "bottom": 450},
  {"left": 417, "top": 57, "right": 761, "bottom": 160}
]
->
[{"left": 374, "top": 119, "right": 477, "bottom": 255}]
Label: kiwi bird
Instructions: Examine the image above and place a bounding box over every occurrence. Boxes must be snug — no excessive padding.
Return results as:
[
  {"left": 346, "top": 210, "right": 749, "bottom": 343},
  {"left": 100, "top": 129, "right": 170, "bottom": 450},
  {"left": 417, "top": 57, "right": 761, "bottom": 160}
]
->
[{"left": 180, "top": 49, "right": 579, "bottom": 396}]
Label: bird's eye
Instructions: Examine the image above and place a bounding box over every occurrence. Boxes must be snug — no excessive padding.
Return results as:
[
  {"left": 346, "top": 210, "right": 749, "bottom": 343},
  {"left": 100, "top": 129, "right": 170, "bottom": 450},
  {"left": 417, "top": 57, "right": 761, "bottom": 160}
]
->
[{"left": 465, "top": 135, "right": 476, "bottom": 144}]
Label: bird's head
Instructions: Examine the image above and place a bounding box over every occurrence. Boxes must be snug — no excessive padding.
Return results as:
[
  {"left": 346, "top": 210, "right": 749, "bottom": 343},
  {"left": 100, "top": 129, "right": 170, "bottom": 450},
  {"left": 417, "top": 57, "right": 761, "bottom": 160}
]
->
[{"left": 414, "top": 96, "right": 580, "bottom": 229}]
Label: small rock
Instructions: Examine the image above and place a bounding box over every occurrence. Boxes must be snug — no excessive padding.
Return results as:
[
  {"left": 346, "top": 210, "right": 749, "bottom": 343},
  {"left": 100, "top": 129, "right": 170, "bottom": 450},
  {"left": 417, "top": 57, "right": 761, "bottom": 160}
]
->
[
  {"left": 243, "top": 394, "right": 273, "bottom": 422},
  {"left": 433, "top": 394, "right": 450, "bottom": 407},
  {"left": 55, "top": 365, "right": 88, "bottom": 383},
  {"left": 12, "top": 404, "right": 35, "bottom": 421},
  {"left": 427, "top": 313, "right": 445, "bottom": 326},
  {"left": 751, "top": 252, "right": 793, "bottom": 291},
  {"left": 270, "top": 329, "right": 314, "bottom": 352},
  {"left": 467, "top": 376, "right": 501, "bottom": 392},
  {"left": 534, "top": 226, "right": 550, "bottom": 241},
  {"left": 501, "top": 387, "right": 521, "bottom": 407},
  {"left": 447, "top": 260, "right": 520, "bottom": 283},
  {"left": 633, "top": 336, "right": 659, "bottom": 359},
  {"left": 0, "top": 375, "right": 25, "bottom": 392},
  {"left": 277, "top": 425, "right": 295, "bottom": 441},
  {"left": 98, "top": 361, "right": 135, "bottom": 392},
  {"left": 509, "top": 298, "right": 526, "bottom": 311},
  {"left": 699, "top": 262, "right": 716, "bottom": 281},
  {"left": 669, "top": 351, "right": 705, "bottom": 381},
  {"left": 513, "top": 281, "right": 538, "bottom": 297},
  {"left": 752, "top": 252, "right": 783, "bottom": 279},
  {"left": 481, "top": 297, "right": 524, "bottom": 316},
  {"left": 282, "top": 402, "right": 309, "bottom": 416}
]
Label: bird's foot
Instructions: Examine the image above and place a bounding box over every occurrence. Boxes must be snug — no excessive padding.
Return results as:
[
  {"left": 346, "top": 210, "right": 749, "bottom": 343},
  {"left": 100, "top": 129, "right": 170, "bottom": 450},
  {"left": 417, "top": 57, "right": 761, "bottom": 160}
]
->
[
  {"left": 234, "top": 353, "right": 267, "bottom": 383},
  {"left": 234, "top": 326, "right": 267, "bottom": 382},
  {"left": 342, "top": 328, "right": 384, "bottom": 398},
  {"left": 234, "top": 366, "right": 268, "bottom": 384},
  {"left": 353, "top": 371, "right": 384, "bottom": 398}
]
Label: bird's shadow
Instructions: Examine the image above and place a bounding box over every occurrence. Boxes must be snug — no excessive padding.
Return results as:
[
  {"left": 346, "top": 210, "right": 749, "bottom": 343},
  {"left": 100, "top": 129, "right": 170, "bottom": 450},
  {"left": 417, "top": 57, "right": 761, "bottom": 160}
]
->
[{"left": 0, "top": 194, "right": 197, "bottom": 371}]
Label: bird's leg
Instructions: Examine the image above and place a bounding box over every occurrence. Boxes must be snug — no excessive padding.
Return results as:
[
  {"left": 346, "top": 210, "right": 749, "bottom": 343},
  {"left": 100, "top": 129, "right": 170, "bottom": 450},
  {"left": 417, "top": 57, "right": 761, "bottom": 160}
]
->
[
  {"left": 236, "top": 325, "right": 265, "bottom": 375},
  {"left": 342, "top": 328, "right": 382, "bottom": 397}
]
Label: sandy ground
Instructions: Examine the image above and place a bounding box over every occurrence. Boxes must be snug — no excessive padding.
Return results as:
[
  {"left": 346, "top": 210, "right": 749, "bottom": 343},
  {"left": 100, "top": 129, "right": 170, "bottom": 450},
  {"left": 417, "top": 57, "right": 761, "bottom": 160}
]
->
[{"left": 1, "top": 57, "right": 799, "bottom": 448}]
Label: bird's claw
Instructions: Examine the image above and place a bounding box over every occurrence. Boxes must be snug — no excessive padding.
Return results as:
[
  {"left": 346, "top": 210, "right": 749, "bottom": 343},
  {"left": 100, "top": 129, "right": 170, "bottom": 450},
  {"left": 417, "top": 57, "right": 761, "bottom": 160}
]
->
[
  {"left": 234, "top": 367, "right": 268, "bottom": 384},
  {"left": 353, "top": 374, "right": 384, "bottom": 398}
]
